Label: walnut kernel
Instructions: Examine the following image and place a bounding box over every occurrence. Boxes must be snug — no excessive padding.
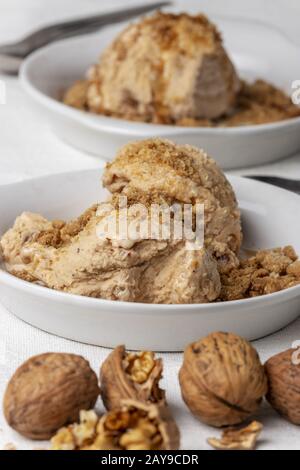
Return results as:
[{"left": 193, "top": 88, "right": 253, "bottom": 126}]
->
[
  {"left": 51, "top": 400, "right": 180, "bottom": 450},
  {"left": 124, "top": 351, "right": 156, "bottom": 384},
  {"left": 100, "top": 345, "right": 165, "bottom": 410}
]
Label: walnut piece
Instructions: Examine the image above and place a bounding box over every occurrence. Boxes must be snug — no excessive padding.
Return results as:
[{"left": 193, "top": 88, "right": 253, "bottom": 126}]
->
[
  {"left": 265, "top": 348, "right": 300, "bottom": 425},
  {"left": 33, "top": 205, "right": 98, "bottom": 248},
  {"left": 100, "top": 345, "right": 165, "bottom": 410},
  {"left": 219, "top": 246, "right": 300, "bottom": 301},
  {"left": 51, "top": 400, "right": 180, "bottom": 450},
  {"left": 3, "top": 442, "right": 17, "bottom": 451},
  {"left": 179, "top": 332, "right": 267, "bottom": 427},
  {"left": 3, "top": 353, "right": 100, "bottom": 440},
  {"left": 207, "top": 421, "right": 263, "bottom": 450},
  {"left": 124, "top": 351, "right": 157, "bottom": 384}
]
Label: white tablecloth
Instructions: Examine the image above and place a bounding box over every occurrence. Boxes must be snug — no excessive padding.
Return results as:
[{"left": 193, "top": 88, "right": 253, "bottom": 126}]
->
[{"left": 0, "top": 0, "right": 300, "bottom": 451}]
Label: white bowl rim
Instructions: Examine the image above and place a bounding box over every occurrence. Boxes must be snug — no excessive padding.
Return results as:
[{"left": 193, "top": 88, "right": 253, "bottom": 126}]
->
[{"left": 19, "top": 14, "right": 300, "bottom": 138}]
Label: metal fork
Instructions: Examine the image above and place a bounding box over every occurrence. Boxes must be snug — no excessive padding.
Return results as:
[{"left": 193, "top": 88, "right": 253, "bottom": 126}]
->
[
  {"left": 245, "top": 175, "right": 300, "bottom": 194},
  {"left": 0, "top": 2, "right": 171, "bottom": 74}
]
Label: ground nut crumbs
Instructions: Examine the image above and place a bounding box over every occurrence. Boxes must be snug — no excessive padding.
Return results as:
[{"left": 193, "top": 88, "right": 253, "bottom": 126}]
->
[
  {"left": 123, "top": 351, "right": 156, "bottom": 384},
  {"left": 219, "top": 246, "right": 300, "bottom": 301},
  {"left": 64, "top": 78, "right": 300, "bottom": 127},
  {"left": 34, "top": 205, "right": 98, "bottom": 248},
  {"left": 51, "top": 407, "right": 163, "bottom": 451}
]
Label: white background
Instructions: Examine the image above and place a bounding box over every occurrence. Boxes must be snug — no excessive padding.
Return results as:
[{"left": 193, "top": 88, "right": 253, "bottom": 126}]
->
[{"left": 0, "top": 0, "right": 300, "bottom": 450}]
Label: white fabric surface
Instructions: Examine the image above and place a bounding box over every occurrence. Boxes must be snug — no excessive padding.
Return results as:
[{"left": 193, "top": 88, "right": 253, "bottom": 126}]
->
[{"left": 0, "top": 0, "right": 300, "bottom": 451}]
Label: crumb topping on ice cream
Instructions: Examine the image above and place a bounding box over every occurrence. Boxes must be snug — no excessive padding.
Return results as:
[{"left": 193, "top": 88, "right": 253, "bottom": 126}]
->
[{"left": 103, "top": 139, "right": 242, "bottom": 255}]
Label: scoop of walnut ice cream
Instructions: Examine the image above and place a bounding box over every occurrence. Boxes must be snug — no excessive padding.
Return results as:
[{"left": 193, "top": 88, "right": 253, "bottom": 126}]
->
[
  {"left": 103, "top": 139, "right": 242, "bottom": 266},
  {"left": 0, "top": 139, "right": 241, "bottom": 304},
  {"left": 0, "top": 206, "right": 221, "bottom": 303},
  {"left": 69, "top": 12, "right": 240, "bottom": 122}
]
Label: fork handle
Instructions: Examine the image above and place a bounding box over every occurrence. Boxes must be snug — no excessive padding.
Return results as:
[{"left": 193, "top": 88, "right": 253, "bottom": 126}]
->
[
  {"left": 0, "top": 21, "right": 113, "bottom": 57},
  {"left": 0, "top": 21, "right": 117, "bottom": 57},
  {"left": 246, "top": 176, "right": 300, "bottom": 194},
  {"left": 0, "top": 54, "right": 23, "bottom": 74},
  {"left": 0, "top": 2, "right": 171, "bottom": 58},
  {"left": 0, "top": 43, "right": 28, "bottom": 57}
]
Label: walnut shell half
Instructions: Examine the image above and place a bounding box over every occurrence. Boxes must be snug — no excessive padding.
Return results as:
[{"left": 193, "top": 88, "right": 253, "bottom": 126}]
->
[
  {"left": 100, "top": 345, "right": 165, "bottom": 410},
  {"left": 51, "top": 399, "right": 180, "bottom": 451},
  {"left": 179, "top": 332, "right": 267, "bottom": 427},
  {"left": 265, "top": 348, "right": 300, "bottom": 424},
  {"left": 3, "top": 353, "right": 100, "bottom": 440}
]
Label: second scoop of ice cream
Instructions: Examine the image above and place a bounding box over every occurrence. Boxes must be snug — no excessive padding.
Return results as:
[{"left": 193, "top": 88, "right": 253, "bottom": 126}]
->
[{"left": 84, "top": 12, "right": 240, "bottom": 122}]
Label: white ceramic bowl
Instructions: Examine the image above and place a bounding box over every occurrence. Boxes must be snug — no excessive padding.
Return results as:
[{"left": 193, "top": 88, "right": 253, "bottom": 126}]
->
[
  {"left": 0, "top": 170, "right": 300, "bottom": 351},
  {"left": 20, "top": 3, "right": 300, "bottom": 169}
]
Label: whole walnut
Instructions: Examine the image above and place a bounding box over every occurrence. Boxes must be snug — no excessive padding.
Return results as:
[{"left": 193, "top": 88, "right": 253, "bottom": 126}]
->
[
  {"left": 3, "top": 353, "right": 100, "bottom": 440},
  {"left": 100, "top": 345, "right": 165, "bottom": 410},
  {"left": 265, "top": 348, "right": 300, "bottom": 424},
  {"left": 179, "top": 332, "right": 267, "bottom": 427}
]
